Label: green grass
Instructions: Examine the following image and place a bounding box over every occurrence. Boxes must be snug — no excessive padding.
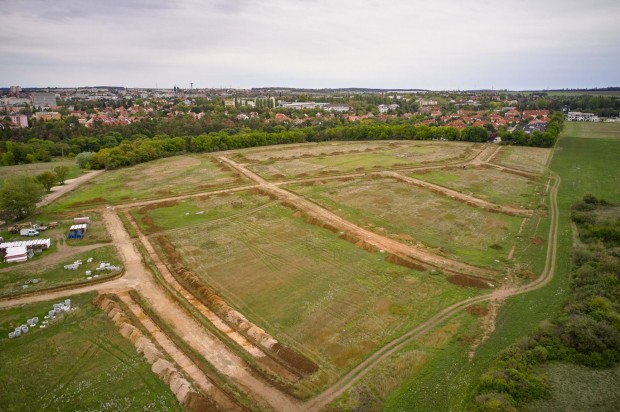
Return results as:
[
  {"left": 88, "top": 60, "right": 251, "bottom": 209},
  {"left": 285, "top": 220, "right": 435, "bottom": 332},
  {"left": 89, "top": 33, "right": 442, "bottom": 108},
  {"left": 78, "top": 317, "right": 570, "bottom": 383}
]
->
[
  {"left": 493, "top": 146, "right": 551, "bottom": 174},
  {"left": 525, "top": 363, "right": 620, "bottom": 412},
  {"left": 409, "top": 168, "right": 544, "bottom": 208},
  {"left": 290, "top": 177, "right": 524, "bottom": 270},
  {"left": 332, "top": 311, "right": 481, "bottom": 411},
  {"left": 156, "top": 199, "right": 481, "bottom": 392},
  {"left": 0, "top": 246, "right": 121, "bottom": 298},
  {"left": 0, "top": 292, "right": 181, "bottom": 411},
  {"left": 562, "top": 121, "right": 620, "bottom": 139},
  {"left": 129, "top": 190, "right": 272, "bottom": 235},
  {"left": 247, "top": 141, "right": 477, "bottom": 180},
  {"left": 46, "top": 154, "right": 247, "bottom": 210},
  {"left": 65, "top": 211, "right": 112, "bottom": 246},
  {"left": 0, "top": 159, "right": 81, "bottom": 188},
  {"left": 374, "top": 129, "right": 620, "bottom": 410}
]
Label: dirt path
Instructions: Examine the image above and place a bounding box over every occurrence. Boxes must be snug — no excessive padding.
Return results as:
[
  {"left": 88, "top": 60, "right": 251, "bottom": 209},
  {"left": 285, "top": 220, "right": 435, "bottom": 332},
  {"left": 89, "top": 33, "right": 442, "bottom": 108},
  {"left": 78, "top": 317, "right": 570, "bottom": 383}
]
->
[
  {"left": 1, "top": 143, "right": 562, "bottom": 411},
  {"left": 37, "top": 170, "right": 105, "bottom": 208},
  {"left": 304, "top": 173, "right": 561, "bottom": 411},
  {"left": 121, "top": 209, "right": 300, "bottom": 383},
  {"left": 116, "top": 292, "right": 244, "bottom": 411},
  {"left": 378, "top": 170, "right": 533, "bottom": 217},
  {"left": 218, "top": 155, "right": 496, "bottom": 278}
]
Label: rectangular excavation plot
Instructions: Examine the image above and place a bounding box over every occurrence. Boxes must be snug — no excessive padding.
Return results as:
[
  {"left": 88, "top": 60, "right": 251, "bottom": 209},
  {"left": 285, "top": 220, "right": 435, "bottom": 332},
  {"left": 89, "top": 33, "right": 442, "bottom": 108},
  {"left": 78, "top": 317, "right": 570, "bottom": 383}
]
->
[
  {"left": 145, "top": 195, "right": 479, "bottom": 376},
  {"left": 408, "top": 168, "right": 544, "bottom": 209},
  {"left": 492, "top": 146, "right": 551, "bottom": 174},
  {"left": 243, "top": 141, "right": 478, "bottom": 180},
  {"left": 130, "top": 190, "right": 274, "bottom": 235},
  {"left": 290, "top": 177, "right": 523, "bottom": 270},
  {"left": 53, "top": 154, "right": 248, "bottom": 208}
]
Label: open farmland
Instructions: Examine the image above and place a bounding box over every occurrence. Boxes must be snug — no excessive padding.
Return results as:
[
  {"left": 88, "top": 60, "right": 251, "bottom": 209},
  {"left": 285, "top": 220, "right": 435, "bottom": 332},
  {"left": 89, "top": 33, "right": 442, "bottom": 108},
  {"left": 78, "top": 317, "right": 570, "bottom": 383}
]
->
[
  {"left": 409, "top": 167, "right": 545, "bottom": 209},
  {"left": 562, "top": 120, "right": 620, "bottom": 139},
  {"left": 147, "top": 198, "right": 481, "bottom": 387},
  {"left": 0, "top": 292, "right": 180, "bottom": 411},
  {"left": 491, "top": 146, "right": 551, "bottom": 174},
  {"left": 49, "top": 154, "right": 248, "bottom": 209},
  {"left": 289, "top": 177, "right": 524, "bottom": 270},
  {"left": 240, "top": 141, "right": 478, "bottom": 180},
  {"left": 1, "top": 140, "right": 561, "bottom": 411}
]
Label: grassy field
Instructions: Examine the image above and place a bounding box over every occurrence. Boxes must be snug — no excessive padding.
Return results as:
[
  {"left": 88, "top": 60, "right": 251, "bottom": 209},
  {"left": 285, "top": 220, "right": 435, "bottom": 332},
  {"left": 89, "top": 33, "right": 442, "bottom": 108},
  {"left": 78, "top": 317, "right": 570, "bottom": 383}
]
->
[
  {"left": 129, "top": 189, "right": 273, "bottom": 235},
  {"left": 409, "top": 167, "right": 545, "bottom": 208},
  {"left": 0, "top": 292, "right": 181, "bottom": 411},
  {"left": 492, "top": 146, "right": 551, "bottom": 174},
  {"left": 47, "top": 154, "right": 248, "bottom": 210},
  {"left": 369, "top": 125, "right": 620, "bottom": 411},
  {"left": 148, "top": 197, "right": 481, "bottom": 390},
  {"left": 0, "top": 246, "right": 121, "bottom": 298},
  {"left": 0, "top": 159, "right": 81, "bottom": 188},
  {"left": 562, "top": 120, "right": 620, "bottom": 139},
  {"left": 245, "top": 141, "right": 478, "bottom": 180},
  {"left": 230, "top": 140, "right": 403, "bottom": 162},
  {"left": 290, "top": 177, "right": 525, "bottom": 270},
  {"left": 525, "top": 363, "right": 620, "bottom": 412}
]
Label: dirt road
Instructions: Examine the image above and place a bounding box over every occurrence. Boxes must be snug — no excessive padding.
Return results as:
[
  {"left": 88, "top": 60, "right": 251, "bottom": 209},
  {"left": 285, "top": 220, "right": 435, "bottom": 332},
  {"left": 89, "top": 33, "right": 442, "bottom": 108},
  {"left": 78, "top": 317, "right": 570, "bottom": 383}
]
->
[
  {"left": 218, "top": 155, "right": 496, "bottom": 278},
  {"left": 37, "top": 170, "right": 105, "bottom": 208},
  {"left": 378, "top": 170, "right": 533, "bottom": 217},
  {"left": 303, "top": 173, "right": 560, "bottom": 411},
  {"left": 1, "top": 143, "right": 560, "bottom": 411}
]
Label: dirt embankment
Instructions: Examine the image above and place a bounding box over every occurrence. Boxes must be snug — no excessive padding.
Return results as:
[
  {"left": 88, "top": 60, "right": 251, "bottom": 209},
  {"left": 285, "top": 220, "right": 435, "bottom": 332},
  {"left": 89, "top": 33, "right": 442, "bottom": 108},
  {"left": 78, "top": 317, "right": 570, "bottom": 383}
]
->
[
  {"left": 154, "top": 235, "right": 319, "bottom": 376},
  {"left": 379, "top": 170, "right": 533, "bottom": 217},
  {"left": 93, "top": 294, "right": 216, "bottom": 411},
  {"left": 219, "top": 155, "right": 498, "bottom": 280}
]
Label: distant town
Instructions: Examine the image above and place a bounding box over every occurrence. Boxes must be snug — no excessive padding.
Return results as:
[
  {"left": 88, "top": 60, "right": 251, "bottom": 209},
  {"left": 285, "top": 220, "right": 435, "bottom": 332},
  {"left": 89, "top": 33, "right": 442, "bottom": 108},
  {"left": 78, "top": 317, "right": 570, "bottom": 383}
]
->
[
  {"left": 1, "top": 85, "right": 618, "bottom": 168},
  {"left": 2, "top": 86, "right": 617, "bottom": 131}
]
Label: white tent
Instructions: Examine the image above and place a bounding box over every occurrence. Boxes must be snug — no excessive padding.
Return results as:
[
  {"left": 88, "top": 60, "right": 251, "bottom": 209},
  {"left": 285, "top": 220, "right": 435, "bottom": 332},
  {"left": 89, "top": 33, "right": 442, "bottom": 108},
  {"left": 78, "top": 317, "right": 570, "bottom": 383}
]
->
[{"left": 5, "top": 246, "right": 28, "bottom": 263}]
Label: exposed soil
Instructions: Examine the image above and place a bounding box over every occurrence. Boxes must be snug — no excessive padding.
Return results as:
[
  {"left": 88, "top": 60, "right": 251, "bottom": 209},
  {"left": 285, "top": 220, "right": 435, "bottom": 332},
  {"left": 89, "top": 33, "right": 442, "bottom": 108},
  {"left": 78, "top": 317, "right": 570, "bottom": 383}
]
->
[
  {"left": 385, "top": 254, "right": 427, "bottom": 272},
  {"left": 465, "top": 304, "right": 490, "bottom": 317},
  {"left": 530, "top": 235, "right": 545, "bottom": 244},
  {"left": 447, "top": 274, "right": 493, "bottom": 289},
  {"left": 154, "top": 235, "right": 318, "bottom": 376},
  {"left": 1, "top": 144, "right": 562, "bottom": 412},
  {"left": 219, "top": 155, "right": 498, "bottom": 279}
]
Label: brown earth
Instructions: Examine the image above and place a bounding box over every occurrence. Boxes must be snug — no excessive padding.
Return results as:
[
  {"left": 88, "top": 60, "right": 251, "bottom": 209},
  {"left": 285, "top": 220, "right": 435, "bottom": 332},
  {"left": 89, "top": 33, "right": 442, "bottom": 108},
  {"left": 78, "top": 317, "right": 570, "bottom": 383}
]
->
[{"left": 1, "top": 144, "right": 560, "bottom": 412}]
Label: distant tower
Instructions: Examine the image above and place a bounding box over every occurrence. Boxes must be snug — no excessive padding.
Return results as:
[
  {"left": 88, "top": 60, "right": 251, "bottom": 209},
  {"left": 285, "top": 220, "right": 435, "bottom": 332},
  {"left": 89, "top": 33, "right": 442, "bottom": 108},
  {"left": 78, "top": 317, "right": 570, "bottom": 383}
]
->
[{"left": 190, "top": 82, "right": 193, "bottom": 90}]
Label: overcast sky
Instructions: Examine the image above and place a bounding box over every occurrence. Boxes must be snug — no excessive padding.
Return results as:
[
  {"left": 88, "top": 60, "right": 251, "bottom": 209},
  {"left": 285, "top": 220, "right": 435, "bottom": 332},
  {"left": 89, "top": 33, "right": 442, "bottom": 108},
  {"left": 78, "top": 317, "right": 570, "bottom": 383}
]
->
[{"left": 1, "top": 0, "right": 619, "bottom": 90}]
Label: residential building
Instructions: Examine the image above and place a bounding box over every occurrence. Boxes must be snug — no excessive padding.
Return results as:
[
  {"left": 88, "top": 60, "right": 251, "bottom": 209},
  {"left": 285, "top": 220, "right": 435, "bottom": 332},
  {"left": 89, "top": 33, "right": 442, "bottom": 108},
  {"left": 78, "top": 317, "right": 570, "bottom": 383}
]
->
[
  {"left": 34, "top": 112, "right": 61, "bottom": 121},
  {"left": 8, "top": 114, "right": 28, "bottom": 128},
  {"left": 32, "top": 93, "right": 57, "bottom": 109},
  {"left": 567, "top": 112, "right": 599, "bottom": 122}
]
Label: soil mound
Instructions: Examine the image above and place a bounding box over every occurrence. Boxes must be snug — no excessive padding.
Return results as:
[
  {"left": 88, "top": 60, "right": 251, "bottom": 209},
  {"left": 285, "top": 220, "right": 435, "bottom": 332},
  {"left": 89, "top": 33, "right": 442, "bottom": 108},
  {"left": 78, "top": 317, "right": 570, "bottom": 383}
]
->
[
  {"left": 385, "top": 254, "right": 427, "bottom": 272},
  {"left": 447, "top": 274, "right": 492, "bottom": 289}
]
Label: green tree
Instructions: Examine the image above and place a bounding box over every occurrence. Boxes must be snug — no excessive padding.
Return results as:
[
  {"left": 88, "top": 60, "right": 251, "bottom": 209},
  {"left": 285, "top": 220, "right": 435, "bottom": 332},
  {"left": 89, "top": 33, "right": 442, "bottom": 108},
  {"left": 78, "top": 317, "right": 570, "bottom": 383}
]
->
[
  {"left": 35, "top": 171, "right": 57, "bottom": 193},
  {"left": 75, "top": 152, "right": 96, "bottom": 169},
  {"left": 53, "top": 165, "right": 70, "bottom": 184},
  {"left": 0, "top": 175, "right": 45, "bottom": 221}
]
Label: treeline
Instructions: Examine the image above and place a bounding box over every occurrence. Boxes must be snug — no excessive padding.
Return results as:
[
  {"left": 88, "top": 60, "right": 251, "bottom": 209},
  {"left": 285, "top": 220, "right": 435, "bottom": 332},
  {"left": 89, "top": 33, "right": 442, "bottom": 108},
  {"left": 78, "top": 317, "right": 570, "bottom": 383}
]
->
[
  {"left": 82, "top": 124, "right": 498, "bottom": 170},
  {"left": 1, "top": 115, "right": 561, "bottom": 168},
  {"left": 524, "top": 94, "right": 620, "bottom": 117},
  {"left": 471, "top": 195, "right": 620, "bottom": 411}
]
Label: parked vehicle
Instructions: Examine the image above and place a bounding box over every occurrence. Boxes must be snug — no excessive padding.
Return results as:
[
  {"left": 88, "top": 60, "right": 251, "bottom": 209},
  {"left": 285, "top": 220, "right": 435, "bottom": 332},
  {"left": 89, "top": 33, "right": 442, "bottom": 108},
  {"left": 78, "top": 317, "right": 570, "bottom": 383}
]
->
[{"left": 20, "top": 228, "right": 39, "bottom": 236}]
